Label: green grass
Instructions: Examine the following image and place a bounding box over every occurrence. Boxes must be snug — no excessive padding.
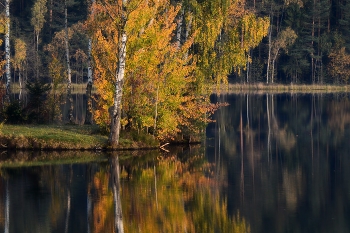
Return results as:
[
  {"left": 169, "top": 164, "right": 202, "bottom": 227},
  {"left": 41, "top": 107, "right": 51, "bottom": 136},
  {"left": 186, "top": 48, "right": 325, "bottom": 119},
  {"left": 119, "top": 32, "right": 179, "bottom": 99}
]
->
[
  {"left": 0, "top": 124, "right": 160, "bottom": 150},
  {"left": 0, "top": 124, "right": 108, "bottom": 150},
  {"left": 8, "top": 83, "right": 96, "bottom": 94}
]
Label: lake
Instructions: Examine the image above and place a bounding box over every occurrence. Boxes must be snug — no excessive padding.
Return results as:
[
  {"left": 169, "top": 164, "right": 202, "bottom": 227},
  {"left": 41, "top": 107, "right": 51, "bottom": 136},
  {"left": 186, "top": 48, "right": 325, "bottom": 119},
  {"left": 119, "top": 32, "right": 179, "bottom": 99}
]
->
[{"left": 1, "top": 93, "right": 350, "bottom": 233}]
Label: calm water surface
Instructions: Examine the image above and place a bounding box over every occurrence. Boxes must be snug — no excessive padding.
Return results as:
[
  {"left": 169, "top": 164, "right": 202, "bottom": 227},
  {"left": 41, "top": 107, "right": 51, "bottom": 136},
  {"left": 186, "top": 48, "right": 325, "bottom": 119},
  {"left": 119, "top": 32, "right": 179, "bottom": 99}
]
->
[{"left": 1, "top": 93, "right": 350, "bottom": 233}]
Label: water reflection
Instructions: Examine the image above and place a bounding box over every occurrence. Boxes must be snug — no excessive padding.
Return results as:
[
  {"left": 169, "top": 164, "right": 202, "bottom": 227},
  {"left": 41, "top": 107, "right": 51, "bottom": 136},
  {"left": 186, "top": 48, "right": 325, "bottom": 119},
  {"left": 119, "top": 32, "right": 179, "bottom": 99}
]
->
[
  {"left": 0, "top": 148, "right": 249, "bottom": 233},
  {"left": 208, "top": 93, "right": 350, "bottom": 233},
  {"left": 1, "top": 93, "right": 350, "bottom": 232}
]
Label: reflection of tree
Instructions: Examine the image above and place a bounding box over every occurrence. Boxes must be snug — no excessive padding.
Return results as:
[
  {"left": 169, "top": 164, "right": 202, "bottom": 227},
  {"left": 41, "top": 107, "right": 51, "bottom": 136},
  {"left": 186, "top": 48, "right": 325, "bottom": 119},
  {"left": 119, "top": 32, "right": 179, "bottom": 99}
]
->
[
  {"left": 282, "top": 168, "right": 304, "bottom": 212},
  {"left": 327, "top": 97, "right": 350, "bottom": 135},
  {"left": 111, "top": 155, "right": 124, "bottom": 233},
  {"left": 119, "top": 147, "right": 251, "bottom": 233},
  {"left": 188, "top": 188, "right": 250, "bottom": 233},
  {"left": 89, "top": 170, "right": 114, "bottom": 233},
  {"left": 208, "top": 93, "right": 350, "bottom": 232}
]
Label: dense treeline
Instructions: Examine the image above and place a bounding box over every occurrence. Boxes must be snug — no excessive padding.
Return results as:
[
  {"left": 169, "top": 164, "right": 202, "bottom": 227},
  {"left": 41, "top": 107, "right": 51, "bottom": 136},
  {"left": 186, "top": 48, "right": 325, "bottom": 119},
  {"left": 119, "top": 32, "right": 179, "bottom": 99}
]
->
[
  {"left": 243, "top": 0, "right": 350, "bottom": 84},
  {"left": 2, "top": 0, "right": 349, "bottom": 144}
]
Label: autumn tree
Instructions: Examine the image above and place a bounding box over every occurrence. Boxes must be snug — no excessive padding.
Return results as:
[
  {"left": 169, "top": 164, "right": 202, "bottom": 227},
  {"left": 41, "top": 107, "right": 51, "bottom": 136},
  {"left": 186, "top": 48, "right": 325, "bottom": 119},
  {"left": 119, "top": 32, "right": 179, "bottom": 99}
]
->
[
  {"left": 187, "top": 0, "right": 269, "bottom": 85},
  {"left": 328, "top": 47, "right": 350, "bottom": 83},
  {"left": 88, "top": 0, "right": 269, "bottom": 143},
  {"left": 13, "top": 38, "right": 26, "bottom": 88},
  {"left": 31, "top": 0, "right": 47, "bottom": 79},
  {"left": 5, "top": 0, "right": 10, "bottom": 98},
  {"left": 84, "top": 0, "right": 94, "bottom": 125},
  {"left": 89, "top": 0, "right": 211, "bottom": 142},
  {"left": 269, "top": 27, "right": 297, "bottom": 83}
]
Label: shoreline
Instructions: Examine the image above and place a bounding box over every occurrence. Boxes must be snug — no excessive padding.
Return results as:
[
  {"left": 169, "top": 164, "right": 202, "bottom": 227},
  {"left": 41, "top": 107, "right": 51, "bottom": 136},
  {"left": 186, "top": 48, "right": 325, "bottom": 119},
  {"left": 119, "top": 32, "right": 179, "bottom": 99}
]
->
[
  {"left": 212, "top": 83, "right": 350, "bottom": 94},
  {"left": 0, "top": 124, "right": 200, "bottom": 151}
]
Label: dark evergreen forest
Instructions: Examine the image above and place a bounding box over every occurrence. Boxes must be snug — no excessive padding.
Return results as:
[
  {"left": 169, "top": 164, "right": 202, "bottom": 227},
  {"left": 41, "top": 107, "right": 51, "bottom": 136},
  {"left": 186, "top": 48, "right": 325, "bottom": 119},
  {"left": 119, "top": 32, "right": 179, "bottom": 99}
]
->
[
  {"left": 2, "top": 0, "right": 350, "bottom": 84},
  {"left": 4, "top": 0, "right": 350, "bottom": 85}
]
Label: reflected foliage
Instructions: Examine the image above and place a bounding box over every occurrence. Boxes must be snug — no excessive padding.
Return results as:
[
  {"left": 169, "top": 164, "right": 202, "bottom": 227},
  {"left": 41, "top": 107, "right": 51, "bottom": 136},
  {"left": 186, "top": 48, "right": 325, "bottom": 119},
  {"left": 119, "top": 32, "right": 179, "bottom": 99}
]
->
[
  {"left": 0, "top": 148, "right": 250, "bottom": 233},
  {"left": 207, "top": 93, "right": 350, "bottom": 233}
]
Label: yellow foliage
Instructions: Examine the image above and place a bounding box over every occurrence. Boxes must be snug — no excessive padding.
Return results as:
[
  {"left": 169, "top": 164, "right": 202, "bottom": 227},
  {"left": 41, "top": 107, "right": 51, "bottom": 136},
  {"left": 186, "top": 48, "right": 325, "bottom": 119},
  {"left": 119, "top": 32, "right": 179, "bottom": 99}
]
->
[
  {"left": 88, "top": 0, "right": 269, "bottom": 140},
  {"left": 328, "top": 47, "right": 350, "bottom": 83}
]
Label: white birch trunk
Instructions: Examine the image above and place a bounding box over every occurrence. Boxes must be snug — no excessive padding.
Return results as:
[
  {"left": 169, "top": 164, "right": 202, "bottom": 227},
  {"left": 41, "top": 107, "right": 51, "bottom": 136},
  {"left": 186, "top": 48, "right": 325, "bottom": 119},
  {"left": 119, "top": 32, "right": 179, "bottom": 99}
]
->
[
  {"left": 87, "top": 38, "right": 92, "bottom": 85},
  {"left": 85, "top": 0, "right": 94, "bottom": 125},
  {"left": 109, "top": 0, "right": 128, "bottom": 146},
  {"left": 87, "top": 0, "right": 94, "bottom": 86},
  {"left": 184, "top": 14, "right": 192, "bottom": 60},
  {"left": 267, "top": 22, "right": 272, "bottom": 84},
  {"left": 153, "top": 81, "right": 159, "bottom": 135},
  {"left": 272, "top": 57, "right": 275, "bottom": 84},
  {"left": 18, "top": 67, "right": 22, "bottom": 88},
  {"left": 246, "top": 52, "right": 250, "bottom": 83},
  {"left": 176, "top": 9, "right": 184, "bottom": 50},
  {"left": 5, "top": 0, "right": 11, "bottom": 95},
  {"left": 109, "top": 32, "right": 127, "bottom": 146},
  {"left": 65, "top": 0, "right": 74, "bottom": 123}
]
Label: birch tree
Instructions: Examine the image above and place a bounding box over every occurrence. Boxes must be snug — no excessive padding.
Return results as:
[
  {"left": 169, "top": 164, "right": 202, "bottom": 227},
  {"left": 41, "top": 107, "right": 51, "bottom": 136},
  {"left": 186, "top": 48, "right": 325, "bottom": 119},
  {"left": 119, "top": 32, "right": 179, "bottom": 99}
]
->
[
  {"left": 13, "top": 38, "right": 27, "bottom": 89},
  {"left": 108, "top": 0, "right": 128, "bottom": 147},
  {"left": 270, "top": 27, "right": 297, "bottom": 82},
  {"left": 65, "top": 0, "right": 74, "bottom": 123},
  {"left": 84, "top": 0, "right": 94, "bottom": 125},
  {"left": 86, "top": 0, "right": 128, "bottom": 146},
  {"left": 31, "top": 0, "right": 47, "bottom": 53},
  {"left": 31, "top": 0, "right": 47, "bottom": 79},
  {"left": 5, "top": 0, "right": 10, "bottom": 98}
]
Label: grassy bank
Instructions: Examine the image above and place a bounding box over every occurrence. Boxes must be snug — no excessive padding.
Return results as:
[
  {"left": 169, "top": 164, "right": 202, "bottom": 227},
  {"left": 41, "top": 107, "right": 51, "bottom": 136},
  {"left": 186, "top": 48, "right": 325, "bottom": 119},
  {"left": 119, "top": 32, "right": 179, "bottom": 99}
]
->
[
  {"left": 0, "top": 124, "right": 159, "bottom": 150},
  {"left": 213, "top": 83, "right": 350, "bottom": 94}
]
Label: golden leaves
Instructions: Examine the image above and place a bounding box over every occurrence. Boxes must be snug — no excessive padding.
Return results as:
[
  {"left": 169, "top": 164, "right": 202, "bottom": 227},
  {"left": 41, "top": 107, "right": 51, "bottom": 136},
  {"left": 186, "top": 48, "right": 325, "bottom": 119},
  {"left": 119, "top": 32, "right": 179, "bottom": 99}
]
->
[{"left": 328, "top": 47, "right": 350, "bottom": 83}]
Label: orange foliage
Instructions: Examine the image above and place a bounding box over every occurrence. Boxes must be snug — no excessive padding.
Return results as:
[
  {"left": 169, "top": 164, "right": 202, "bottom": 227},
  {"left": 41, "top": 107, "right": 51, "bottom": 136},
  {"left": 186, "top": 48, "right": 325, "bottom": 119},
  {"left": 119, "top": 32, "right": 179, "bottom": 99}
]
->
[{"left": 87, "top": 0, "right": 212, "bottom": 139}]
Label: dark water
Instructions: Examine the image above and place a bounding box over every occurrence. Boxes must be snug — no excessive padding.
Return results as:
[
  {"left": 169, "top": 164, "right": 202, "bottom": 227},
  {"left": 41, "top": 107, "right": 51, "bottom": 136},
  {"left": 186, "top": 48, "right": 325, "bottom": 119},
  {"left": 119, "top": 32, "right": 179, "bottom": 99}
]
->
[{"left": 1, "top": 93, "right": 350, "bottom": 233}]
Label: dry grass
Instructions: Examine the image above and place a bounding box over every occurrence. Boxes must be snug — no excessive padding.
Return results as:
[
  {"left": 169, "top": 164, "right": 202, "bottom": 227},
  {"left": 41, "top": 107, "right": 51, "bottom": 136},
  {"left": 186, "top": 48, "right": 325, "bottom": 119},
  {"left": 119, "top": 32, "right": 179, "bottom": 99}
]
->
[
  {"left": 8, "top": 83, "right": 96, "bottom": 94},
  {"left": 212, "top": 83, "right": 350, "bottom": 94}
]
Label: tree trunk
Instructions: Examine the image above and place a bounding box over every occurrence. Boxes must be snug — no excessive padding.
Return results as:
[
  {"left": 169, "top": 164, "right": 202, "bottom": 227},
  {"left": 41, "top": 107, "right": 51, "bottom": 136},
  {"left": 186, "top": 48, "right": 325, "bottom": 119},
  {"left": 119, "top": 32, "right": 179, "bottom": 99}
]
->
[
  {"left": 184, "top": 13, "right": 192, "bottom": 60},
  {"left": 272, "top": 51, "right": 279, "bottom": 84},
  {"left": 65, "top": 0, "right": 74, "bottom": 123},
  {"left": 266, "top": 14, "right": 272, "bottom": 84},
  {"left": 311, "top": 0, "right": 315, "bottom": 84},
  {"left": 85, "top": 0, "right": 94, "bottom": 125},
  {"left": 153, "top": 81, "right": 159, "bottom": 135},
  {"left": 111, "top": 155, "right": 124, "bottom": 233},
  {"left": 176, "top": 8, "right": 184, "bottom": 50},
  {"left": 5, "top": 0, "right": 11, "bottom": 98},
  {"left": 109, "top": 32, "right": 127, "bottom": 147},
  {"left": 36, "top": 32, "right": 39, "bottom": 79}
]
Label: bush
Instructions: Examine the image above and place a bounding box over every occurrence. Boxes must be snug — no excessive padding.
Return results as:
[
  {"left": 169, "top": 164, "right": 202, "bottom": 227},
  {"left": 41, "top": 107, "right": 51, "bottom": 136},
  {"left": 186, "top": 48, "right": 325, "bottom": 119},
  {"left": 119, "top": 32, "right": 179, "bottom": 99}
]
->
[{"left": 4, "top": 100, "right": 26, "bottom": 124}]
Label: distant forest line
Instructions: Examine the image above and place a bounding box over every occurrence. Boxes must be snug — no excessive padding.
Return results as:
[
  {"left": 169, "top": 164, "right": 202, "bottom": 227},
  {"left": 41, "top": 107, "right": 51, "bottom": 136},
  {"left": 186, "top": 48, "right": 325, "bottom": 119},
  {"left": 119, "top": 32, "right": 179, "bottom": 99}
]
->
[{"left": 2, "top": 0, "right": 350, "bottom": 85}]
